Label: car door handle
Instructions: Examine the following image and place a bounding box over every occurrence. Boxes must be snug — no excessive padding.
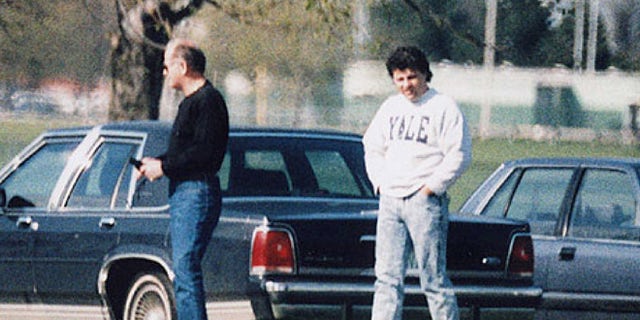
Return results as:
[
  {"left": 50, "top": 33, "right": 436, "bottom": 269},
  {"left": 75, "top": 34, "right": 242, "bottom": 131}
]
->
[
  {"left": 558, "top": 247, "right": 576, "bottom": 261},
  {"left": 16, "top": 216, "right": 32, "bottom": 228},
  {"left": 16, "top": 216, "right": 38, "bottom": 231},
  {"left": 99, "top": 217, "right": 116, "bottom": 229}
]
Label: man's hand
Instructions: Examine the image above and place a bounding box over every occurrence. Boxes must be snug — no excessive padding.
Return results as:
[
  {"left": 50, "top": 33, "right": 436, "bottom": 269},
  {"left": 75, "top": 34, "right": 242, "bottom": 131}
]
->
[
  {"left": 140, "top": 157, "right": 164, "bottom": 182},
  {"left": 420, "top": 185, "right": 435, "bottom": 196},
  {"left": 133, "top": 167, "right": 143, "bottom": 181}
]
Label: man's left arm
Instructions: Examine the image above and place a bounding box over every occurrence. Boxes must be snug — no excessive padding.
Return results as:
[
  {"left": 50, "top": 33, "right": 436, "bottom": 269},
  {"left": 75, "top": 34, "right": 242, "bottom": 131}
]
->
[{"left": 423, "top": 107, "right": 472, "bottom": 196}]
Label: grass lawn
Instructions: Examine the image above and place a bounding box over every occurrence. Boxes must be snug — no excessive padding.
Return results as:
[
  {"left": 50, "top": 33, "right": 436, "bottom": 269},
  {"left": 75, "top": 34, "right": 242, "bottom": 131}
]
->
[
  {"left": 1, "top": 118, "right": 639, "bottom": 210},
  {"left": 446, "top": 138, "right": 640, "bottom": 210},
  {"left": 0, "top": 118, "right": 86, "bottom": 166}
]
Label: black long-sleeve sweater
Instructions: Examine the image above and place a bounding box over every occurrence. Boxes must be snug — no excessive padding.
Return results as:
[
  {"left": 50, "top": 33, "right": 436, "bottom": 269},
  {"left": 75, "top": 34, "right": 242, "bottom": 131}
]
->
[{"left": 160, "top": 81, "right": 229, "bottom": 184}]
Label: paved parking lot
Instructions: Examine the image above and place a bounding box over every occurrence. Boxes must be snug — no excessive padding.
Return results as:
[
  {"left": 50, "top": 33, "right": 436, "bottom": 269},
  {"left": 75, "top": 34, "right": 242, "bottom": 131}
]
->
[{"left": 0, "top": 301, "right": 255, "bottom": 320}]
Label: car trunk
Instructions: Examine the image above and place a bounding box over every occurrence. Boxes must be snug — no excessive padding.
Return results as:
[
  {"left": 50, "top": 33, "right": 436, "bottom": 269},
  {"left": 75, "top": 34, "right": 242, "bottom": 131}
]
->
[{"left": 232, "top": 199, "right": 531, "bottom": 285}]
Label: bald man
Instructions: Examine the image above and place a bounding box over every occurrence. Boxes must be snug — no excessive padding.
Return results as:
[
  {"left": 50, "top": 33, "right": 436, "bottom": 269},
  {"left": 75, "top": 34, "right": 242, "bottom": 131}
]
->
[{"left": 140, "top": 38, "right": 229, "bottom": 320}]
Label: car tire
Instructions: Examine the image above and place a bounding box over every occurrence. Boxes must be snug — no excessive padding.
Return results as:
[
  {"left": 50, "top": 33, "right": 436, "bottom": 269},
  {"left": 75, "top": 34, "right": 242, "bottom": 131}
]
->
[
  {"left": 123, "top": 272, "right": 176, "bottom": 320},
  {"left": 251, "top": 297, "right": 276, "bottom": 320}
]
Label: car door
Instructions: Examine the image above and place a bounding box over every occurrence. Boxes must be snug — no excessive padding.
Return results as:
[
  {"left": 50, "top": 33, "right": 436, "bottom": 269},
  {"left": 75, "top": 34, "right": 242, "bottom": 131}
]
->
[
  {"left": 542, "top": 167, "right": 640, "bottom": 316},
  {"left": 479, "top": 165, "right": 640, "bottom": 318},
  {"left": 30, "top": 136, "right": 142, "bottom": 302},
  {"left": 0, "top": 137, "right": 82, "bottom": 300}
]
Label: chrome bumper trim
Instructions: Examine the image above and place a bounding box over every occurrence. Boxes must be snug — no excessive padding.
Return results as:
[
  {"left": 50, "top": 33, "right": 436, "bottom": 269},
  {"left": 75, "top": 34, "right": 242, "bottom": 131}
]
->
[
  {"left": 541, "top": 291, "right": 640, "bottom": 312},
  {"left": 264, "top": 280, "right": 542, "bottom": 305}
]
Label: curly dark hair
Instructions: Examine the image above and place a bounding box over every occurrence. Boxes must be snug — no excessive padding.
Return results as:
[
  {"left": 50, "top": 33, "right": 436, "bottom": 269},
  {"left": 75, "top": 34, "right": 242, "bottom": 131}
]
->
[{"left": 385, "top": 46, "right": 433, "bottom": 82}]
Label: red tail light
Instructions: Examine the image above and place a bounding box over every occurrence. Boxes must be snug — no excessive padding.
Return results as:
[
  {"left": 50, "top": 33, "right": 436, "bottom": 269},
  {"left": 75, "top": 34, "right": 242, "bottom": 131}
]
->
[
  {"left": 250, "top": 226, "right": 295, "bottom": 276},
  {"left": 507, "top": 234, "right": 534, "bottom": 276}
]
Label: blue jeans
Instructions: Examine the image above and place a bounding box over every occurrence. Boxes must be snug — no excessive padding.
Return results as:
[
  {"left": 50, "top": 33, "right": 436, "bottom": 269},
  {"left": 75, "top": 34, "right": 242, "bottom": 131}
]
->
[
  {"left": 371, "top": 192, "right": 459, "bottom": 320},
  {"left": 169, "top": 179, "right": 221, "bottom": 320}
]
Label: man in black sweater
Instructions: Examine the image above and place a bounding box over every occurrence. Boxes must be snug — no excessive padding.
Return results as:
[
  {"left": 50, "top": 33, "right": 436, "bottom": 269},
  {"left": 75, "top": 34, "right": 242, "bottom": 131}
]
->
[{"left": 140, "top": 38, "right": 229, "bottom": 320}]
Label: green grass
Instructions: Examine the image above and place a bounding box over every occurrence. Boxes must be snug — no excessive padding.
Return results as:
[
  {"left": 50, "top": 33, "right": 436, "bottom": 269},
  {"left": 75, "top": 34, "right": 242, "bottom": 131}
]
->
[
  {"left": 2, "top": 119, "right": 640, "bottom": 210},
  {"left": 447, "top": 138, "right": 640, "bottom": 210},
  {"left": 0, "top": 118, "right": 85, "bottom": 166}
]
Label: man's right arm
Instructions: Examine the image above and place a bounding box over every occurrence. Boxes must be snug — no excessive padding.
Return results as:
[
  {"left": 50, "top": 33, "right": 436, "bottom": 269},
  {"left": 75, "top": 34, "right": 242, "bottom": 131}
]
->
[{"left": 362, "top": 111, "right": 387, "bottom": 195}]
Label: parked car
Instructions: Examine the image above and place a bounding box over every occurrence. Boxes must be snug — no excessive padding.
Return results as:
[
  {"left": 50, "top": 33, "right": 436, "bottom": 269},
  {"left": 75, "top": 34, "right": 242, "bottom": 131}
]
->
[
  {"left": 10, "top": 91, "right": 60, "bottom": 114},
  {"left": 459, "top": 157, "right": 640, "bottom": 320},
  {"left": 0, "top": 121, "right": 539, "bottom": 320}
]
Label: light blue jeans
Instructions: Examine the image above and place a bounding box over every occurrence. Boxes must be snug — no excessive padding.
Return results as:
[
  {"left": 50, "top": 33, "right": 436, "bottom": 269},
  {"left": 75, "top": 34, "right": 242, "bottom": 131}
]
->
[
  {"left": 169, "top": 179, "right": 221, "bottom": 320},
  {"left": 371, "top": 192, "right": 459, "bottom": 320}
]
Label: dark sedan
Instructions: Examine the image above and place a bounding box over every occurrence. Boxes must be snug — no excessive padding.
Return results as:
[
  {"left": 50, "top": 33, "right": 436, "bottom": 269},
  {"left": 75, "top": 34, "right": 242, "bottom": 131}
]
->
[
  {"left": 459, "top": 157, "right": 640, "bottom": 320},
  {"left": 0, "top": 121, "right": 538, "bottom": 320}
]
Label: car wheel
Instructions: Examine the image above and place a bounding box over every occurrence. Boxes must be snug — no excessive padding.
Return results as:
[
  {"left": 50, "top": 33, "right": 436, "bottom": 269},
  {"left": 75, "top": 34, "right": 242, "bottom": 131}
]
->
[
  {"left": 123, "top": 273, "right": 176, "bottom": 320},
  {"left": 251, "top": 298, "right": 276, "bottom": 320}
]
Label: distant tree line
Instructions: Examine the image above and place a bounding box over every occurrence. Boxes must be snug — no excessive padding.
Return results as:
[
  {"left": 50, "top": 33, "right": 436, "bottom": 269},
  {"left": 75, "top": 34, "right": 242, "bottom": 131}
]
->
[{"left": 366, "top": 0, "right": 633, "bottom": 70}]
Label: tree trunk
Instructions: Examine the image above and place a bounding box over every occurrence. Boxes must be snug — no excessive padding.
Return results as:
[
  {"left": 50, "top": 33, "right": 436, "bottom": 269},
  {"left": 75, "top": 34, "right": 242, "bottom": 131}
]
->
[
  {"left": 108, "top": 0, "right": 207, "bottom": 121},
  {"left": 255, "top": 65, "right": 269, "bottom": 126},
  {"left": 586, "top": 0, "right": 599, "bottom": 72},
  {"left": 574, "top": 0, "right": 585, "bottom": 71},
  {"left": 108, "top": 2, "right": 167, "bottom": 121}
]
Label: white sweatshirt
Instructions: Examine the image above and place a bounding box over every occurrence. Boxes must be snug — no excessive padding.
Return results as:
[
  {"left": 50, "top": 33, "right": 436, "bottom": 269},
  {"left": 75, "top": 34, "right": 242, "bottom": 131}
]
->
[{"left": 362, "top": 88, "right": 472, "bottom": 198}]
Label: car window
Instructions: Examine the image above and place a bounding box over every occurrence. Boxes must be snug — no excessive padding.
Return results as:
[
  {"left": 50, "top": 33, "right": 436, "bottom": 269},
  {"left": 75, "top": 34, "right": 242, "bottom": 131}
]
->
[
  {"left": 246, "top": 150, "right": 289, "bottom": 173},
  {"left": 66, "top": 141, "right": 139, "bottom": 208},
  {"left": 483, "top": 168, "right": 574, "bottom": 235},
  {"left": 569, "top": 169, "right": 639, "bottom": 240},
  {"left": 306, "top": 150, "right": 361, "bottom": 197},
  {"left": 221, "top": 136, "right": 374, "bottom": 198},
  {"left": 224, "top": 149, "right": 292, "bottom": 196},
  {"left": 219, "top": 153, "right": 231, "bottom": 191},
  {"left": 0, "top": 140, "right": 80, "bottom": 208},
  {"left": 481, "top": 169, "right": 521, "bottom": 218}
]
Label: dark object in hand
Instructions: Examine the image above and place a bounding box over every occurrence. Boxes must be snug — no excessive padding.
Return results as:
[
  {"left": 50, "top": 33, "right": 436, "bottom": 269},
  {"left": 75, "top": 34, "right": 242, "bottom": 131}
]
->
[{"left": 129, "top": 157, "right": 143, "bottom": 170}]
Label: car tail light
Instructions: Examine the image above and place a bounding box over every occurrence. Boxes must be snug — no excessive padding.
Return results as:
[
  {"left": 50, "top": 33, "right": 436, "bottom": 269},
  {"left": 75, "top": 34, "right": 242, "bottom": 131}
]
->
[
  {"left": 250, "top": 226, "right": 295, "bottom": 276},
  {"left": 507, "top": 234, "right": 534, "bottom": 277}
]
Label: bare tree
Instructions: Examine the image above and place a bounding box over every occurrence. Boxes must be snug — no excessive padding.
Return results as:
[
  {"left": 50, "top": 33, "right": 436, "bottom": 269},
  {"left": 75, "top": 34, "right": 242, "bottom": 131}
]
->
[
  {"left": 400, "top": 0, "right": 485, "bottom": 50},
  {"left": 0, "top": 0, "right": 352, "bottom": 121},
  {"left": 108, "top": 0, "right": 214, "bottom": 120},
  {"left": 108, "top": 0, "right": 351, "bottom": 121}
]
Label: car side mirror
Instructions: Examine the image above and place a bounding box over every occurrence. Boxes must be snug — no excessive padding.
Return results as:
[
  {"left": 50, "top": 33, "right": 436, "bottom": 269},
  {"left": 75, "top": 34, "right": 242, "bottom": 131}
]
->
[{"left": 0, "top": 188, "right": 6, "bottom": 210}]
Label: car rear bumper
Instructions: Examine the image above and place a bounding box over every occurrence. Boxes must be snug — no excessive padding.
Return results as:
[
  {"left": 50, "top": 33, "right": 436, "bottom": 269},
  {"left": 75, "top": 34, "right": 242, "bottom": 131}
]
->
[{"left": 261, "top": 280, "right": 542, "bottom": 319}]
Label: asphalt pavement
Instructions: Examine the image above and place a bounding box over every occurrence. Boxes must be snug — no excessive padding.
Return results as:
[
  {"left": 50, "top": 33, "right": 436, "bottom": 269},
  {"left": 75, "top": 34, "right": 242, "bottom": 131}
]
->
[{"left": 0, "top": 300, "right": 255, "bottom": 320}]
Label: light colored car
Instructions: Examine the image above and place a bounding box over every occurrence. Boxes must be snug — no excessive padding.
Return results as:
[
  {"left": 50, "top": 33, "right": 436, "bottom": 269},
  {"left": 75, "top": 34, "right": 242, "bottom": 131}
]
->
[
  {"left": 10, "top": 91, "right": 60, "bottom": 114},
  {"left": 460, "top": 157, "right": 640, "bottom": 320}
]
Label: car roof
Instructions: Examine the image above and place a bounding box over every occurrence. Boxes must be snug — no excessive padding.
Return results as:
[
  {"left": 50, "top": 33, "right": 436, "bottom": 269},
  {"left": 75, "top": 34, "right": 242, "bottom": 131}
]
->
[
  {"left": 504, "top": 157, "right": 640, "bottom": 168},
  {"left": 47, "top": 120, "right": 362, "bottom": 140}
]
